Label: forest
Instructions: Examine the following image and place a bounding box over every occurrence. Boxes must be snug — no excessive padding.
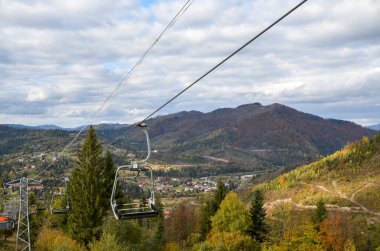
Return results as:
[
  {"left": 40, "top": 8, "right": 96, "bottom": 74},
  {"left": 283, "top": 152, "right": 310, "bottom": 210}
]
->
[{"left": 0, "top": 128, "right": 379, "bottom": 250}]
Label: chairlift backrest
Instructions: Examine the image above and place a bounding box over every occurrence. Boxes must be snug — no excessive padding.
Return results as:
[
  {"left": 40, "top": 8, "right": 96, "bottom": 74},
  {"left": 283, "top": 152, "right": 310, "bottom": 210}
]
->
[
  {"left": 50, "top": 177, "right": 69, "bottom": 214},
  {"left": 110, "top": 124, "right": 158, "bottom": 220}
]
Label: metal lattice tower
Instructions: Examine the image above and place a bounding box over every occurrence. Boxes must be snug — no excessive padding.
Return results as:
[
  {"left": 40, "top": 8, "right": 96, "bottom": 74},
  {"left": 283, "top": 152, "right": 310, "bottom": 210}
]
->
[{"left": 16, "top": 177, "right": 31, "bottom": 251}]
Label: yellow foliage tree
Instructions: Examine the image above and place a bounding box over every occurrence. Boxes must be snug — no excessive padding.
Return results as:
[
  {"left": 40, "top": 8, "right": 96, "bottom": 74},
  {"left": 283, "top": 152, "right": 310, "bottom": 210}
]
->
[
  {"left": 200, "top": 231, "right": 260, "bottom": 251},
  {"left": 35, "top": 227, "right": 83, "bottom": 251},
  {"left": 164, "top": 242, "right": 181, "bottom": 251},
  {"left": 89, "top": 234, "right": 124, "bottom": 251},
  {"left": 211, "top": 192, "right": 250, "bottom": 233}
]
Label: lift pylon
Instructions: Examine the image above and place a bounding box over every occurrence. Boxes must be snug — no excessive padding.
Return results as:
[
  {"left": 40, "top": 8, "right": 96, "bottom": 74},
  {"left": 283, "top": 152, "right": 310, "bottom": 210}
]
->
[{"left": 8, "top": 178, "right": 41, "bottom": 251}]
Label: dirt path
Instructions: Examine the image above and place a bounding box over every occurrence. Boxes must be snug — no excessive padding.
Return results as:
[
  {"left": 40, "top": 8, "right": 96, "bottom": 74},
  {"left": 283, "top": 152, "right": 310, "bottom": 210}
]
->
[
  {"left": 315, "top": 180, "right": 380, "bottom": 215},
  {"left": 266, "top": 181, "right": 380, "bottom": 216},
  {"left": 351, "top": 183, "right": 375, "bottom": 201},
  {"left": 202, "top": 156, "right": 230, "bottom": 163}
]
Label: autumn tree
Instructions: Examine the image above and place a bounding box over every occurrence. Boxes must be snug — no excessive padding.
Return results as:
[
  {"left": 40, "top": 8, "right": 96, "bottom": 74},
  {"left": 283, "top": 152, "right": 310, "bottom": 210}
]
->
[
  {"left": 211, "top": 192, "right": 249, "bottom": 233},
  {"left": 35, "top": 227, "right": 83, "bottom": 251},
  {"left": 318, "top": 214, "right": 353, "bottom": 251},
  {"left": 195, "top": 231, "right": 260, "bottom": 251},
  {"left": 164, "top": 202, "right": 201, "bottom": 246},
  {"left": 247, "top": 189, "right": 268, "bottom": 243},
  {"left": 89, "top": 234, "right": 123, "bottom": 251}
]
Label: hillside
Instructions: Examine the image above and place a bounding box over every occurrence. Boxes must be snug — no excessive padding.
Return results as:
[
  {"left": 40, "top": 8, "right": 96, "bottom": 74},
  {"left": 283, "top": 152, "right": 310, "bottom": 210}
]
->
[
  {"left": 0, "top": 103, "right": 375, "bottom": 177},
  {"left": 245, "top": 133, "right": 380, "bottom": 249},
  {"left": 114, "top": 103, "right": 375, "bottom": 168}
]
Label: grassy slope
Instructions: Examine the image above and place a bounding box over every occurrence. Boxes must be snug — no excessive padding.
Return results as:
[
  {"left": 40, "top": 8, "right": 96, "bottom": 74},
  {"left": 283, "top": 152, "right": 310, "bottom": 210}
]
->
[
  {"left": 241, "top": 133, "right": 380, "bottom": 249},
  {"left": 245, "top": 133, "right": 380, "bottom": 213}
]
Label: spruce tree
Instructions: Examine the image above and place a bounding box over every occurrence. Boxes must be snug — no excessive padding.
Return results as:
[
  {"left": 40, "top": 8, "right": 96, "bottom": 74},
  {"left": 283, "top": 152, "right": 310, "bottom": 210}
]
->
[
  {"left": 200, "top": 179, "right": 228, "bottom": 239},
  {"left": 311, "top": 199, "right": 328, "bottom": 230},
  {"left": 102, "top": 151, "right": 116, "bottom": 209},
  {"left": 67, "top": 126, "right": 113, "bottom": 245},
  {"left": 247, "top": 189, "right": 268, "bottom": 243}
]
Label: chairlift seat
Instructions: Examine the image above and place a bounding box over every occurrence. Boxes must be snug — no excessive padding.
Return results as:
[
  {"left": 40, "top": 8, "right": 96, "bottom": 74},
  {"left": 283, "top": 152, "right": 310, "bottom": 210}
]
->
[
  {"left": 0, "top": 216, "right": 15, "bottom": 230},
  {"left": 110, "top": 124, "right": 158, "bottom": 220},
  {"left": 116, "top": 204, "right": 158, "bottom": 220},
  {"left": 51, "top": 208, "right": 69, "bottom": 215}
]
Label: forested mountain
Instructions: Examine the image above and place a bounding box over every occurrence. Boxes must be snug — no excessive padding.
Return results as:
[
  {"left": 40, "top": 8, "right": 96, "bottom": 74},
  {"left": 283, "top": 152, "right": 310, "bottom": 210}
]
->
[
  {"left": 107, "top": 103, "right": 375, "bottom": 169},
  {"left": 0, "top": 103, "right": 375, "bottom": 173}
]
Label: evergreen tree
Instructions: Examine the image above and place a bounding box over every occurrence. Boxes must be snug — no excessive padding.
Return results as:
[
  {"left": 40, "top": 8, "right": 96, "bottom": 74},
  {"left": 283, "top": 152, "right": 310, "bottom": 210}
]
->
[
  {"left": 212, "top": 179, "right": 228, "bottom": 213},
  {"left": 247, "top": 189, "right": 268, "bottom": 243},
  {"left": 67, "top": 126, "right": 114, "bottom": 245},
  {"left": 200, "top": 179, "right": 228, "bottom": 239},
  {"left": 153, "top": 194, "right": 164, "bottom": 248},
  {"left": 101, "top": 151, "right": 116, "bottom": 210},
  {"left": 311, "top": 200, "right": 328, "bottom": 230}
]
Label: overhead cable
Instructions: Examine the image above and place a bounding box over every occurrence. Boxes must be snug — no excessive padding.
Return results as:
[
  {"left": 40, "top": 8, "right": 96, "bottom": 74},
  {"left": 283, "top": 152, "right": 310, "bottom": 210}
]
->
[
  {"left": 33, "top": 0, "right": 194, "bottom": 179},
  {"left": 109, "top": 0, "right": 309, "bottom": 143}
]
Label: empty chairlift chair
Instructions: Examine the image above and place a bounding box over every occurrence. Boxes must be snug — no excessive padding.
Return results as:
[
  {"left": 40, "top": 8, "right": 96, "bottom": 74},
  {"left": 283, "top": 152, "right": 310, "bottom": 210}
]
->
[
  {"left": 50, "top": 177, "right": 70, "bottom": 214},
  {"left": 29, "top": 183, "right": 48, "bottom": 214},
  {"left": 110, "top": 123, "right": 158, "bottom": 220}
]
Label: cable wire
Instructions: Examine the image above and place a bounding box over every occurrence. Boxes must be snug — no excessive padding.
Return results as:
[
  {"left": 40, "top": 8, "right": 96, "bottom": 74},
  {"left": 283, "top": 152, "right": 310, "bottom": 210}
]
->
[
  {"left": 32, "top": 0, "right": 194, "bottom": 179},
  {"left": 79, "top": 0, "right": 309, "bottom": 165},
  {"left": 37, "top": 0, "right": 308, "bottom": 179},
  {"left": 109, "top": 0, "right": 309, "bottom": 143}
]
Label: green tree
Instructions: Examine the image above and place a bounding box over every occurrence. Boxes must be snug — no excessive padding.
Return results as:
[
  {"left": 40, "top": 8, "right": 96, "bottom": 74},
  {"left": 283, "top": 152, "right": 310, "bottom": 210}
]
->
[
  {"left": 153, "top": 194, "right": 164, "bottom": 246},
  {"left": 200, "top": 179, "right": 228, "bottom": 238},
  {"left": 68, "top": 126, "right": 114, "bottom": 245},
  {"left": 89, "top": 234, "right": 124, "bottom": 251},
  {"left": 211, "top": 192, "right": 249, "bottom": 233},
  {"left": 102, "top": 151, "right": 116, "bottom": 209},
  {"left": 247, "top": 189, "right": 268, "bottom": 243},
  {"left": 311, "top": 200, "right": 328, "bottom": 230}
]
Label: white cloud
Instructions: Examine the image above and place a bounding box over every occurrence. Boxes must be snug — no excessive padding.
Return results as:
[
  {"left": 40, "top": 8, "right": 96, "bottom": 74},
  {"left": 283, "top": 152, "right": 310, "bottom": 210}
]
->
[{"left": 0, "top": 0, "right": 379, "bottom": 127}]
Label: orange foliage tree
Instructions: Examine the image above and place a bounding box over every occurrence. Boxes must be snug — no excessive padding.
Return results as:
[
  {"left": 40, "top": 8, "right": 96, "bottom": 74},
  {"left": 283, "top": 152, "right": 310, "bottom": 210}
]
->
[{"left": 318, "top": 214, "right": 353, "bottom": 251}]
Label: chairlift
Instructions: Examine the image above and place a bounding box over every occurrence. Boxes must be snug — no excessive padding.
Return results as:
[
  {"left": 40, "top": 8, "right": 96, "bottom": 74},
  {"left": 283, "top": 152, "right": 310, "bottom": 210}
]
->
[
  {"left": 50, "top": 177, "right": 69, "bottom": 214},
  {"left": 110, "top": 123, "right": 158, "bottom": 220},
  {"left": 29, "top": 183, "right": 47, "bottom": 213},
  {"left": 0, "top": 215, "right": 15, "bottom": 230},
  {"left": 0, "top": 184, "right": 16, "bottom": 230}
]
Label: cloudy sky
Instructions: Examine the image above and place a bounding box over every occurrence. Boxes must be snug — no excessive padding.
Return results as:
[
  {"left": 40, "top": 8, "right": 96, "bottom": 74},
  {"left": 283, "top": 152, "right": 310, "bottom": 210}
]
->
[{"left": 0, "top": 0, "right": 379, "bottom": 128}]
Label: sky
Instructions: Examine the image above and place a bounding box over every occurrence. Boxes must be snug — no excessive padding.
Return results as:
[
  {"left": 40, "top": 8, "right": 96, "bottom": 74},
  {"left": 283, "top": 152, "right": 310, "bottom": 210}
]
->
[{"left": 0, "top": 0, "right": 379, "bottom": 128}]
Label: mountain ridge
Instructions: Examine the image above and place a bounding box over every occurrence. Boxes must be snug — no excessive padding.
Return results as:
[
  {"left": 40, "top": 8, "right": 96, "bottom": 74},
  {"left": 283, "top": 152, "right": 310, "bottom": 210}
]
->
[
  {"left": 0, "top": 103, "right": 375, "bottom": 172},
  {"left": 366, "top": 123, "right": 380, "bottom": 131}
]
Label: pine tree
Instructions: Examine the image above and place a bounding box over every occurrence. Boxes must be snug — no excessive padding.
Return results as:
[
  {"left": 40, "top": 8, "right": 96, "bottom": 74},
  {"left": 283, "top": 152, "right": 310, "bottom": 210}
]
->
[
  {"left": 311, "top": 199, "right": 328, "bottom": 230},
  {"left": 247, "top": 189, "right": 268, "bottom": 243},
  {"left": 153, "top": 194, "right": 164, "bottom": 246},
  {"left": 101, "top": 150, "right": 116, "bottom": 210},
  {"left": 67, "top": 126, "right": 114, "bottom": 245},
  {"left": 200, "top": 179, "right": 228, "bottom": 239},
  {"left": 212, "top": 179, "right": 228, "bottom": 213}
]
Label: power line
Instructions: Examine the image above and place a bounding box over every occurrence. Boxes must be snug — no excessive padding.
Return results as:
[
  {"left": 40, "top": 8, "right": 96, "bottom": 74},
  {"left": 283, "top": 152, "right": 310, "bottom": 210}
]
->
[
  {"left": 32, "top": 0, "right": 194, "bottom": 179},
  {"left": 109, "top": 0, "right": 309, "bottom": 144}
]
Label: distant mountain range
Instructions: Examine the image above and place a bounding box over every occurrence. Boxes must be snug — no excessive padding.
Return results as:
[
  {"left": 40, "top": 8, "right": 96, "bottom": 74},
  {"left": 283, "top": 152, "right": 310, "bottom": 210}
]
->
[
  {"left": 366, "top": 123, "right": 380, "bottom": 131},
  {"left": 0, "top": 103, "right": 376, "bottom": 172}
]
